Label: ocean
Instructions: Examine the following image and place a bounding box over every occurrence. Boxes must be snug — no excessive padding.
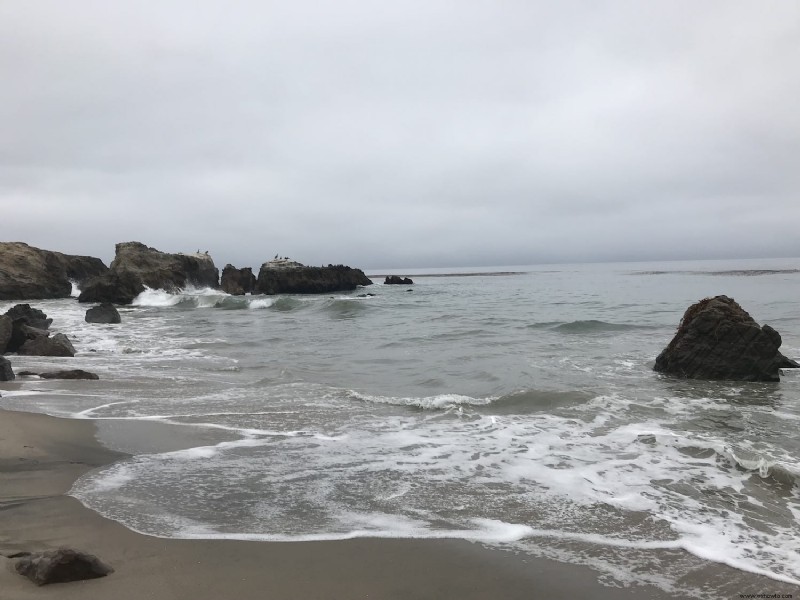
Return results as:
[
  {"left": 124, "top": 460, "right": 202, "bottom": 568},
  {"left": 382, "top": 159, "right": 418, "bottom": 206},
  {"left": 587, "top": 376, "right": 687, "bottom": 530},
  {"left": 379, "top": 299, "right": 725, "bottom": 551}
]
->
[{"left": 2, "top": 257, "right": 799, "bottom": 597}]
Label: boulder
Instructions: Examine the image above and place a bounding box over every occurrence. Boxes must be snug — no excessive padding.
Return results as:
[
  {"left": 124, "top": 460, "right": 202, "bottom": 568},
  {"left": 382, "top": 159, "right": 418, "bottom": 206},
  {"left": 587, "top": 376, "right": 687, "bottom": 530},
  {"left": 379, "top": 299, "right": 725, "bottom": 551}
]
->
[
  {"left": 4, "top": 305, "right": 52, "bottom": 353},
  {"left": 384, "top": 275, "right": 414, "bottom": 285},
  {"left": 15, "top": 547, "right": 113, "bottom": 586},
  {"left": 78, "top": 271, "right": 145, "bottom": 305},
  {"left": 18, "top": 333, "right": 76, "bottom": 357},
  {"left": 220, "top": 264, "right": 257, "bottom": 295},
  {"left": 0, "top": 242, "right": 107, "bottom": 301},
  {"left": 256, "top": 259, "right": 373, "bottom": 295},
  {"left": 4, "top": 304, "right": 53, "bottom": 330},
  {"left": 0, "top": 357, "right": 14, "bottom": 381},
  {"left": 654, "top": 295, "right": 800, "bottom": 382},
  {"left": 38, "top": 369, "right": 99, "bottom": 380},
  {"left": 79, "top": 242, "right": 218, "bottom": 304},
  {"left": 0, "top": 314, "right": 12, "bottom": 354},
  {"left": 85, "top": 303, "right": 121, "bottom": 324}
]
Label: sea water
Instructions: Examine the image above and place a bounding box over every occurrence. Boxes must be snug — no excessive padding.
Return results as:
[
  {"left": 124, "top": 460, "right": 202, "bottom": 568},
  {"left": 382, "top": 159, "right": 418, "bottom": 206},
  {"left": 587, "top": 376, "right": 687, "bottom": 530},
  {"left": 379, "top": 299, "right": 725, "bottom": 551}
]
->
[{"left": 2, "top": 257, "right": 799, "bottom": 597}]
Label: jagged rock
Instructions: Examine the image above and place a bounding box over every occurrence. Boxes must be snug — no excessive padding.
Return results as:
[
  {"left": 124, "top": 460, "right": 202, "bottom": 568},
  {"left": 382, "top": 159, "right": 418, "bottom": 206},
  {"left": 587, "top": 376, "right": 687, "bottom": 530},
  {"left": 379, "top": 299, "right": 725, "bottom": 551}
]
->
[
  {"left": 384, "top": 275, "right": 414, "bottom": 285},
  {"left": 0, "top": 314, "right": 12, "bottom": 354},
  {"left": 78, "top": 271, "right": 145, "bottom": 304},
  {"left": 256, "top": 260, "right": 372, "bottom": 295},
  {"left": 38, "top": 369, "right": 99, "bottom": 380},
  {"left": 18, "top": 333, "right": 76, "bottom": 357},
  {"left": 85, "top": 303, "right": 121, "bottom": 324},
  {"left": 0, "top": 242, "right": 108, "bottom": 301},
  {"left": 4, "top": 305, "right": 52, "bottom": 353},
  {"left": 220, "top": 264, "right": 257, "bottom": 295},
  {"left": 654, "top": 295, "right": 800, "bottom": 382},
  {"left": 15, "top": 547, "right": 113, "bottom": 586},
  {"left": 79, "top": 242, "right": 218, "bottom": 304},
  {"left": 0, "top": 357, "right": 14, "bottom": 381},
  {"left": 4, "top": 304, "right": 53, "bottom": 330}
]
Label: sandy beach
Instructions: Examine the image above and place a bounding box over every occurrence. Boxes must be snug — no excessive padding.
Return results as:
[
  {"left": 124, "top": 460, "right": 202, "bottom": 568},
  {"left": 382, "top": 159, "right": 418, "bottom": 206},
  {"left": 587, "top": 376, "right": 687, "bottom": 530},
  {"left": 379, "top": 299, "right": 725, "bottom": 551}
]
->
[{"left": 0, "top": 408, "right": 692, "bottom": 599}]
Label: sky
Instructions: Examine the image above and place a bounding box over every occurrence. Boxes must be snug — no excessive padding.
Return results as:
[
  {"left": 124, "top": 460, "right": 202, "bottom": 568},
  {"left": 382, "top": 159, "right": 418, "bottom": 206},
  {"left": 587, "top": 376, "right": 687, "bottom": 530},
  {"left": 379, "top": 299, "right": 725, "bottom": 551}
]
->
[{"left": 1, "top": 1, "right": 799, "bottom": 270}]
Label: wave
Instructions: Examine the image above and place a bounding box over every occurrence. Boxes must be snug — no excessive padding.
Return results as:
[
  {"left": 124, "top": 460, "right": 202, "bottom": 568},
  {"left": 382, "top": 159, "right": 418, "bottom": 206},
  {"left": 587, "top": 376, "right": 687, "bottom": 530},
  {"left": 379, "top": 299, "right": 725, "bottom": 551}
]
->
[
  {"left": 347, "top": 388, "right": 595, "bottom": 412},
  {"left": 69, "top": 280, "right": 80, "bottom": 297},
  {"left": 554, "top": 320, "right": 654, "bottom": 334}
]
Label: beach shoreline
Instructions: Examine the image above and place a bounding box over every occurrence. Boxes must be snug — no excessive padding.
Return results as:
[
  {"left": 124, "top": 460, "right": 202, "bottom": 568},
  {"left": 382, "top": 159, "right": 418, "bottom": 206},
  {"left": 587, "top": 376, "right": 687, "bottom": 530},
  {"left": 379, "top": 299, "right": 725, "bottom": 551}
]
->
[{"left": 0, "top": 407, "right": 689, "bottom": 599}]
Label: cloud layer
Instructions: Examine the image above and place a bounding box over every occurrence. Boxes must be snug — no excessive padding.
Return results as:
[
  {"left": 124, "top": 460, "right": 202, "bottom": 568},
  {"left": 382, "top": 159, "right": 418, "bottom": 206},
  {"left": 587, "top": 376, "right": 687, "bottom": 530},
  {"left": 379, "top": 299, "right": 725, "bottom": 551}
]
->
[{"left": 2, "top": 1, "right": 799, "bottom": 268}]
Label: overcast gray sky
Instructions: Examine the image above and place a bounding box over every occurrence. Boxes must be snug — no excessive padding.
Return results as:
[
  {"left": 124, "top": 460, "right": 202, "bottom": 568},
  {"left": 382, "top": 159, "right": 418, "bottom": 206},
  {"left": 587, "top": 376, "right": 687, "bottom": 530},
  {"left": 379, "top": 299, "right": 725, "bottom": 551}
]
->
[{"left": 2, "top": 1, "right": 799, "bottom": 269}]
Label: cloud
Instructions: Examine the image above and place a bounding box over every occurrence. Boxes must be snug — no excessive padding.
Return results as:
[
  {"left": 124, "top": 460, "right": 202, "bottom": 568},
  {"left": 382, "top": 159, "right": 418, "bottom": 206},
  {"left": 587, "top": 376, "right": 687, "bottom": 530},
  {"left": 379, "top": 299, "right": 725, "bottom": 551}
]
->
[{"left": 1, "top": 1, "right": 799, "bottom": 268}]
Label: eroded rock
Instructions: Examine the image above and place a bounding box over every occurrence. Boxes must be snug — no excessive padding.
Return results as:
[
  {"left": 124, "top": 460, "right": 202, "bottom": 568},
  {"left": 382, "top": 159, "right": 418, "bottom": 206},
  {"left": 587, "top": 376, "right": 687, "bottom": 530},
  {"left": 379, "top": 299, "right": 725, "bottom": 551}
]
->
[
  {"left": 15, "top": 547, "right": 113, "bottom": 586},
  {"left": 85, "top": 303, "right": 121, "bottom": 324},
  {"left": 654, "top": 295, "right": 799, "bottom": 382}
]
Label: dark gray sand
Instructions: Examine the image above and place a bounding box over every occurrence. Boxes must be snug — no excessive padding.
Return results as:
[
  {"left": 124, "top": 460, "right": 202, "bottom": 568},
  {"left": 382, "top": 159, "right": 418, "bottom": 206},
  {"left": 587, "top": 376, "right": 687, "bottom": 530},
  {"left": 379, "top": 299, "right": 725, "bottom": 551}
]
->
[{"left": 0, "top": 409, "right": 783, "bottom": 599}]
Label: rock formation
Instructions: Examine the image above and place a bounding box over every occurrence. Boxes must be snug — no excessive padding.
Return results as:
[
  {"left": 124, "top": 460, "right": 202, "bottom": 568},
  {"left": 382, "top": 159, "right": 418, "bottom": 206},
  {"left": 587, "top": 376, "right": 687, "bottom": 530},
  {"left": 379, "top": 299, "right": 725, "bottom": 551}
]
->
[
  {"left": 1, "top": 305, "right": 76, "bottom": 357},
  {"left": 0, "top": 357, "right": 14, "bottom": 381},
  {"left": 18, "top": 369, "right": 99, "bottom": 380},
  {"left": 0, "top": 242, "right": 107, "bottom": 300},
  {"left": 15, "top": 547, "right": 114, "bottom": 585},
  {"left": 255, "top": 259, "right": 372, "bottom": 295},
  {"left": 0, "top": 314, "right": 12, "bottom": 353},
  {"left": 654, "top": 295, "right": 799, "bottom": 382},
  {"left": 79, "top": 242, "right": 219, "bottom": 304},
  {"left": 220, "top": 264, "right": 257, "bottom": 295},
  {"left": 384, "top": 275, "right": 414, "bottom": 285},
  {"left": 85, "top": 302, "right": 121, "bottom": 324}
]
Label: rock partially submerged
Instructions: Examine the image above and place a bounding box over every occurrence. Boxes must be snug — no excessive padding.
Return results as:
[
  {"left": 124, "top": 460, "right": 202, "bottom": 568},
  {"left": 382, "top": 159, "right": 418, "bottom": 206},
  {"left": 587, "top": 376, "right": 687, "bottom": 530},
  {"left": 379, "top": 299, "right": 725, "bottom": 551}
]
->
[
  {"left": 384, "top": 275, "right": 414, "bottom": 285},
  {"left": 15, "top": 547, "right": 113, "bottom": 586},
  {"left": 256, "top": 259, "right": 372, "bottom": 295},
  {"left": 0, "top": 242, "right": 107, "bottom": 301},
  {"left": 1, "top": 305, "right": 76, "bottom": 357},
  {"left": 0, "top": 356, "right": 14, "bottom": 381},
  {"left": 85, "top": 302, "right": 121, "bottom": 324},
  {"left": 654, "top": 295, "right": 799, "bottom": 382},
  {"left": 79, "top": 242, "right": 219, "bottom": 304},
  {"left": 19, "top": 369, "right": 99, "bottom": 380},
  {"left": 220, "top": 264, "right": 256, "bottom": 295}
]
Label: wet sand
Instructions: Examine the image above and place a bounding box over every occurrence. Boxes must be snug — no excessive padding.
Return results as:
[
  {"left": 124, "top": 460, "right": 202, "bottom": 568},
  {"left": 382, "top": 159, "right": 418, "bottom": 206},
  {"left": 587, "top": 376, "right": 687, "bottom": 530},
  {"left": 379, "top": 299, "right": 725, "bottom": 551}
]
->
[{"left": 0, "top": 408, "right": 779, "bottom": 599}]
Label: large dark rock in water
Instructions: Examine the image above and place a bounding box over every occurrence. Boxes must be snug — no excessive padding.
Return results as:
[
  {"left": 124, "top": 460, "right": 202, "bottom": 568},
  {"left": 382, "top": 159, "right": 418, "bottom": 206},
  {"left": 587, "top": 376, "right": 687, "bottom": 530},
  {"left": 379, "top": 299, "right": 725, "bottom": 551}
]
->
[
  {"left": 220, "top": 264, "right": 257, "bottom": 295},
  {"left": 654, "top": 296, "right": 800, "bottom": 382},
  {"left": 38, "top": 369, "right": 99, "bottom": 380},
  {"left": 78, "top": 271, "right": 145, "bottom": 305},
  {"left": 0, "top": 356, "right": 14, "bottom": 381},
  {"left": 255, "top": 259, "right": 373, "bottom": 295},
  {"left": 0, "top": 242, "right": 108, "bottom": 300},
  {"left": 0, "top": 314, "right": 12, "bottom": 354},
  {"left": 3, "top": 304, "right": 52, "bottom": 353},
  {"left": 85, "top": 302, "right": 121, "bottom": 324},
  {"left": 15, "top": 547, "right": 114, "bottom": 586},
  {"left": 384, "top": 275, "right": 414, "bottom": 285},
  {"left": 79, "top": 242, "right": 218, "bottom": 304},
  {"left": 18, "top": 333, "right": 76, "bottom": 357}
]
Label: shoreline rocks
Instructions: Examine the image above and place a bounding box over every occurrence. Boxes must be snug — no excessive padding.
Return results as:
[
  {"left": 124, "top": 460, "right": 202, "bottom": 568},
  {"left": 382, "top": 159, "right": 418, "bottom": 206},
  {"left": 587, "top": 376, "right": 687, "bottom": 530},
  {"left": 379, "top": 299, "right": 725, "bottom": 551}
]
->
[
  {"left": 220, "top": 264, "right": 257, "bottom": 295},
  {"left": 79, "top": 242, "right": 219, "bottom": 304},
  {"left": 384, "top": 275, "right": 413, "bottom": 285},
  {"left": 15, "top": 547, "right": 113, "bottom": 586},
  {"left": 85, "top": 303, "right": 121, "bottom": 324},
  {"left": 0, "top": 242, "right": 107, "bottom": 301},
  {"left": 654, "top": 295, "right": 799, "bottom": 382},
  {"left": 1, "top": 304, "right": 76, "bottom": 357},
  {"left": 255, "top": 260, "right": 372, "bottom": 295}
]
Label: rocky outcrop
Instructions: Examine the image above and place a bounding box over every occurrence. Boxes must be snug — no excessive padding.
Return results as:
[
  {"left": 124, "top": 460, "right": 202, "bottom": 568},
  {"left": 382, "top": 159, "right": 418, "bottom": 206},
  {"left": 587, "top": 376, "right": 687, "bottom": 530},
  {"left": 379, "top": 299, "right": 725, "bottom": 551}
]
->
[
  {"left": 19, "top": 333, "right": 75, "bottom": 357},
  {"left": 85, "top": 303, "right": 121, "bottom": 324},
  {"left": 5, "top": 304, "right": 52, "bottom": 330},
  {"left": 384, "top": 275, "right": 413, "bottom": 285},
  {"left": 220, "top": 264, "right": 257, "bottom": 295},
  {"left": 255, "top": 260, "right": 373, "bottom": 295},
  {"left": 0, "top": 315, "right": 12, "bottom": 354},
  {"left": 654, "top": 295, "right": 800, "bottom": 382},
  {"left": 79, "top": 242, "right": 219, "bottom": 304},
  {"left": 0, "top": 242, "right": 108, "bottom": 301},
  {"left": 77, "top": 271, "right": 145, "bottom": 305},
  {"left": 0, "top": 357, "right": 14, "bottom": 381},
  {"left": 15, "top": 547, "right": 114, "bottom": 585}
]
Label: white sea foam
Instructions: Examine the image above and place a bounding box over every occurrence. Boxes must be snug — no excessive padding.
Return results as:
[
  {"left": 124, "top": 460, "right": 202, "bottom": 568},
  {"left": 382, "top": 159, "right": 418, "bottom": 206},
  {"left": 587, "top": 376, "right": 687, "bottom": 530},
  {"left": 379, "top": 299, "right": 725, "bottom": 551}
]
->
[
  {"left": 131, "top": 286, "right": 226, "bottom": 307},
  {"left": 248, "top": 298, "right": 273, "bottom": 309},
  {"left": 69, "top": 280, "right": 80, "bottom": 297},
  {"left": 348, "top": 391, "right": 497, "bottom": 410}
]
